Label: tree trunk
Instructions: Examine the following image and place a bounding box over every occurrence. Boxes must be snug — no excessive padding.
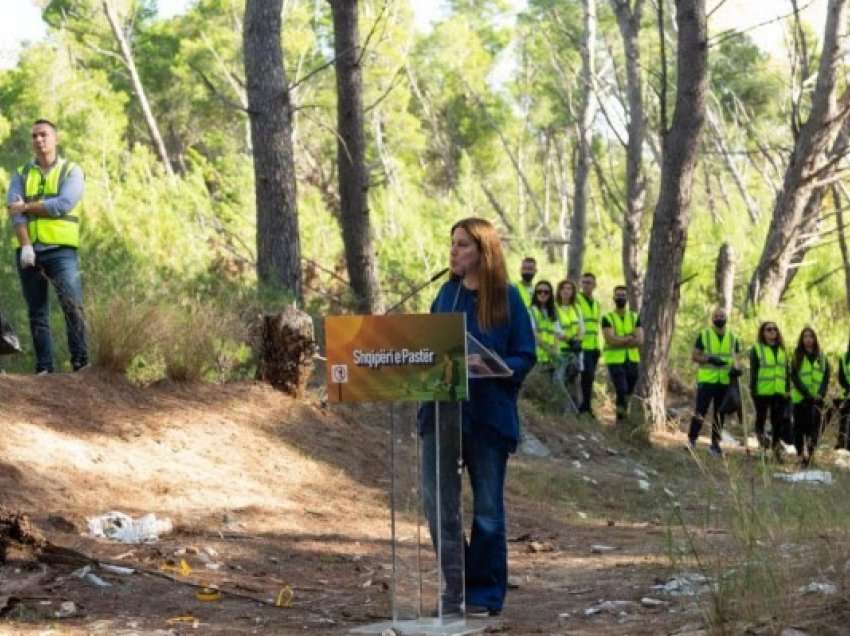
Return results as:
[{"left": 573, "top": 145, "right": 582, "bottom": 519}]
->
[
  {"left": 611, "top": 0, "right": 646, "bottom": 310},
  {"left": 706, "top": 106, "right": 760, "bottom": 224},
  {"left": 833, "top": 185, "right": 850, "bottom": 309},
  {"left": 244, "top": 0, "right": 303, "bottom": 299},
  {"left": 714, "top": 242, "right": 735, "bottom": 316},
  {"left": 567, "top": 0, "right": 597, "bottom": 281},
  {"left": 746, "top": 0, "right": 850, "bottom": 308},
  {"left": 635, "top": 0, "right": 708, "bottom": 431},
  {"left": 331, "top": 0, "right": 383, "bottom": 314},
  {"left": 102, "top": 1, "right": 174, "bottom": 176}
]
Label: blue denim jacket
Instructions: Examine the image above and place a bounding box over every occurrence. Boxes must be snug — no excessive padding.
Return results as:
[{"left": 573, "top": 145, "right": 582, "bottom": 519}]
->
[{"left": 419, "top": 279, "right": 536, "bottom": 451}]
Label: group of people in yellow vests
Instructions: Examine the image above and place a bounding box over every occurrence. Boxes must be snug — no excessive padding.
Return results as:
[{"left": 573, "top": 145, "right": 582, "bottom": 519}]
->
[{"left": 516, "top": 257, "right": 850, "bottom": 466}]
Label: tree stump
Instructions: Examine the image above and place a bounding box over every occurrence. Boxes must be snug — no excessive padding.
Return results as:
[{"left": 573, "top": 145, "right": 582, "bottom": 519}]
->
[{"left": 257, "top": 305, "right": 316, "bottom": 397}]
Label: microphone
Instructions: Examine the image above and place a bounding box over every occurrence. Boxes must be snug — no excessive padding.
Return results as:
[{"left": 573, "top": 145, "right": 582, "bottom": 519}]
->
[{"left": 385, "top": 267, "right": 450, "bottom": 314}]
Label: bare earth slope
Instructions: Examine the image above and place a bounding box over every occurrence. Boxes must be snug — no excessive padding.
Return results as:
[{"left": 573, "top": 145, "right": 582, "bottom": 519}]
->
[{"left": 0, "top": 372, "right": 718, "bottom": 635}]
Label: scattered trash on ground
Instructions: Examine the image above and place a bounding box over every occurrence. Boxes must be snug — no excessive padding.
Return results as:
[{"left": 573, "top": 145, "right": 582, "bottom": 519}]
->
[
  {"left": 653, "top": 572, "right": 712, "bottom": 597},
  {"left": 590, "top": 545, "right": 617, "bottom": 554},
  {"left": 640, "top": 597, "right": 668, "bottom": 608},
  {"left": 72, "top": 565, "right": 112, "bottom": 588},
  {"left": 527, "top": 540, "right": 555, "bottom": 553},
  {"left": 798, "top": 581, "right": 837, "bottom": 595},
  {"left": 584, "top": 600, "right": 637, "bottom": 616},
  {"left": 87, "top": 512, "right": 173, "bottom": 543},
  {"left": 638, "top": 479, "right": 650, "bottom": 492},
  {"left": 99, "top": 563, "right": 134, "bottom": 575},
  {"left": 774, "top": 471, "right": 833, "bottom": 485},
  {"left": 54, "top": 600, "right": 77, "bottom": 619}
]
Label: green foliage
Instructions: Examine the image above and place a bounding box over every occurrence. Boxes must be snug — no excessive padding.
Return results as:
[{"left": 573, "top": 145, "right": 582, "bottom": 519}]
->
[{"left": 0, "top": 0, "right": 846, "bottom": 393}]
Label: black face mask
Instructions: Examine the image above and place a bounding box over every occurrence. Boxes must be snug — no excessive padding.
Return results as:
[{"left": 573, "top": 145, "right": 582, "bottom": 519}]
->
[
  {"left": 713, "top": 318, "right": 727, "bottom": 329},
  {"left": 614, "top": 298, "right": 627, "bottom": 309},
  {"left": 521, "top": 272, "right": 534, "bottom": 283}
]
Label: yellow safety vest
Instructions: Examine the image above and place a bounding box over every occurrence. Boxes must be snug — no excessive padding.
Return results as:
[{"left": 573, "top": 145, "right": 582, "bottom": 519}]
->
[
  {"left": 602, "top": 311, "right": 640, "bottom": 365},
  {"left": 515, "top": 283, "right": 533, "bottom": 308},
  {"left": 791, "top": 353, "right": 826, "bottom": 404},
  {"left": 556, "top": 304, "right": 581, "bottom": 351},
  {"left": 576, "top": 293, "right": 601, "bottom": 352},
  {"left": 530, "top": 305, "right": 558, "bottom": 364},
  {"left": 12, "top": 158, "right": 80, "bottom": 249},
  {"left": 754, "top": 344, "right": 787, "bottom": 397},
  {"left": 697, "top": 328, "right": 738, "bottom": 385}
]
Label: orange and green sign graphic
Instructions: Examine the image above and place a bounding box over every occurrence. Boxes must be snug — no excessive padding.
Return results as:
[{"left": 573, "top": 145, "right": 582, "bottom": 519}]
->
[{"left": 325, "top": 313, "right": 467, "bottom": 403}]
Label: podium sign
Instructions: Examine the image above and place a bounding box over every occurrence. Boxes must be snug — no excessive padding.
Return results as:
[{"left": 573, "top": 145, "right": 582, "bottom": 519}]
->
[
  {"left": 325, "top": 314, "right": 489, "bottom": 636},
  {"left": 326, "top": 314, "right": 468, "bottom": 403}
]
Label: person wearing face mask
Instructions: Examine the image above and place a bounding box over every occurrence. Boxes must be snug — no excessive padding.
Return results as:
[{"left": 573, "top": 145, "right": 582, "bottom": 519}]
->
[
  {"left": 576, "top": 272, "right": 602, "bottom": 418},
  {"left": 790, "top": 326, "right": 830, "bottom": 467},
  {"left": 601, "top": 286, "right": 643, "bottom": 422},
  {"left": 687, "top": 308, "right": 742, "bottom": 455},
  {"left": 749, "top": 321, "right": 791, "bottom": 460},
  {"left": 418, "top": 218, "right": 536, "bottom": 617},
  {"left": 514, "top": 257, "right": 537, "bottom": 308}
]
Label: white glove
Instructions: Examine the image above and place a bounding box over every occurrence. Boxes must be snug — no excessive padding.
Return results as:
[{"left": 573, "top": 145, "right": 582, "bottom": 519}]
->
[{"left": 20, "top": 245, "right": 36, "bottom": 268}]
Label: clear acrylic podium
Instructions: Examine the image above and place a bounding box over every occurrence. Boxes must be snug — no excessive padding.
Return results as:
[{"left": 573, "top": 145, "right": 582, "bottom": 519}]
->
[{"left": 352, "top": 334, "right": 511, "bottom": 636}]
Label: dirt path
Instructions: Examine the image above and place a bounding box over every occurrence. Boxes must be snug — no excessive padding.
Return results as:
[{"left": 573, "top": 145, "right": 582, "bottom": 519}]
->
[{"left": 0, "top": 373, "right": 730, "bottom": 635}]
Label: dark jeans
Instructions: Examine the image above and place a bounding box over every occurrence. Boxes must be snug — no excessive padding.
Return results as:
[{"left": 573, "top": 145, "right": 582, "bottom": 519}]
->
[
  {"left": 838, "top": 399, "right": 850, "bottom": 450},
  {"left": 17, "top": 247, "right": 88, "bottom": 373},
  {"left": 688, "top": 383, "right": 728, "bottom": 447},
  {"left": 753, "top": 394, "right": 789, "bottom": 448},
  {"left": 793, "top": 401, "right": 822, "bottom": 460},
  {"left": 422, "top": 402, "right": 509, "bottom": 613},
  {"left": 607, "top": 361, "right": 639, "bottom": 421},
  {"left": 579, "top": 349, "right": 600, "bottom": 414}
]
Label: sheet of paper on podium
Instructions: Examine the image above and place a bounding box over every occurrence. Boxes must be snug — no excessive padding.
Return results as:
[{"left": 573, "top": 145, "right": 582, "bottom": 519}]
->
[{"left": 466, "top": 332, "right": 513, "bottom": 379}]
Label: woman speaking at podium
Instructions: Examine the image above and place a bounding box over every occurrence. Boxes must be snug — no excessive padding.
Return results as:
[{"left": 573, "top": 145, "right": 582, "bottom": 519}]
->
[{"left": 420, "top": 217, "right": 536, "bottom": 617}]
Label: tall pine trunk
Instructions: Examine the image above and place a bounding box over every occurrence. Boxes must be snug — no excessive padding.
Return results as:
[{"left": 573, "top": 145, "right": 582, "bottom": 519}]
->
[
  {"left": 244, "top": 0, "right": 303, "bottom": 299},
  {"left": 567, "top": 0, "right": 596, "bottom": 281},
  {"left": 635, "top": 0, "right": 708, "bottom": 431},
  {"left": 331, "top": 0, "right": 383, "bottom": 314},
  {"left": 611, "top": 0, "right": 646, "bottom": 310},
  {"left": 746, "top": 0, "right": 850, "bottom": 307}
]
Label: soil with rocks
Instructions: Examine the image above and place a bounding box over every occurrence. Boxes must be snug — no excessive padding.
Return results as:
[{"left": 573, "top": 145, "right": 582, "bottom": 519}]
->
[{"left": 0, "top": 371, "right": 731, "bottom": 635}]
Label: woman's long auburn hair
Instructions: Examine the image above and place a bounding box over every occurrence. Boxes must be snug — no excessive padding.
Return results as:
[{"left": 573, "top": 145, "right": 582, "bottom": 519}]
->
[
  {"left": 793, "top": 326, "right": 820, "bottom": 370},
  {"left": 450, "top": 217, "right": 508, "bottom": 330}
]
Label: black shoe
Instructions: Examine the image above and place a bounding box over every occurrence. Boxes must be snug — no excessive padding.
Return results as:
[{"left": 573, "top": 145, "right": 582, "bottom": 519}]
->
[
  {"left": 466, "top": 604, "right": 501, "bottom": 617},
  {"left": 709, "top": 445, "right": 723, "bottom": 457}
]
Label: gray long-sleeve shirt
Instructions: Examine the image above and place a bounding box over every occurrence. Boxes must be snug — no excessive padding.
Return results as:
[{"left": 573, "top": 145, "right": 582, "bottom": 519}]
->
[{"left": 6, "top": 158, "right": 84, "bottom": 229}]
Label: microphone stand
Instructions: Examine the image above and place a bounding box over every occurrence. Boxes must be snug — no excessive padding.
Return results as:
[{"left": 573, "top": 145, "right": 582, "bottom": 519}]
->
[{"left": 384, "top": 267, "right": 450, "bottom": 314}]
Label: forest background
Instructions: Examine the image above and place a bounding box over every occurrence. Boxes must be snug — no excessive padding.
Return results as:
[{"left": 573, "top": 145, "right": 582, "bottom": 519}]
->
[{"left": 1, "top": 0, "right": 847, "bottom": 427}]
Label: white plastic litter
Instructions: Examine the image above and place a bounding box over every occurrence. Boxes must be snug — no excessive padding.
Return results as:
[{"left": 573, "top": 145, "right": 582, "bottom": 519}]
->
[
  {"left": 654, "top": 572, "right": 711, "bottom": 597},
  {"left": 591, "top": 544, "right": 617, "bottom": 554},
  {"left": 72, "top": 565, "right": 112, "bottom": 588},
  {"left": 798, "top": 581, "right": 837, "bottom": 595},
  {"left": 638, "top": 479, "right": 651, "bottom": 492},
  {"left": 773, "top": 471, "right": 833, "bottom": 485},
  {"left": 99, "top": 563, "right": 135, "bottom": 575},
  {"left": 87, "top": 511, "right": 173, "bottom": 543}
]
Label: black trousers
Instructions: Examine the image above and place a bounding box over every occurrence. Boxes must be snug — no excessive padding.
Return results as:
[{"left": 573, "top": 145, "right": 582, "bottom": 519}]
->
[
  {"left": 688, "top": 383, "right": 728, "bottom": 447},
  {"left": 793, "top": 401, "right": 822, "bottom": 459},
  {"left": 607, "top": 361, "right": 639, "bottom": 420},
  {"left": 753, "top": 394, "right": 789, "bottom": 448},
  {"left": 579, "top": 349, "right": 600, "bottom": 414},
  {"left": 838, "top": 399, "right": 850, "bottom": 450}
]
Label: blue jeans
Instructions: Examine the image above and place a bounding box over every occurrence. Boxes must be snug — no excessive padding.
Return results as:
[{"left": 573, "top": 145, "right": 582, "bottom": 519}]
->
[
  {"left": 421, "top": 402, "right": 510, "bottom": 612},
  {"left": 17, "top": 247, "right": 88, "bottom": 372}
]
